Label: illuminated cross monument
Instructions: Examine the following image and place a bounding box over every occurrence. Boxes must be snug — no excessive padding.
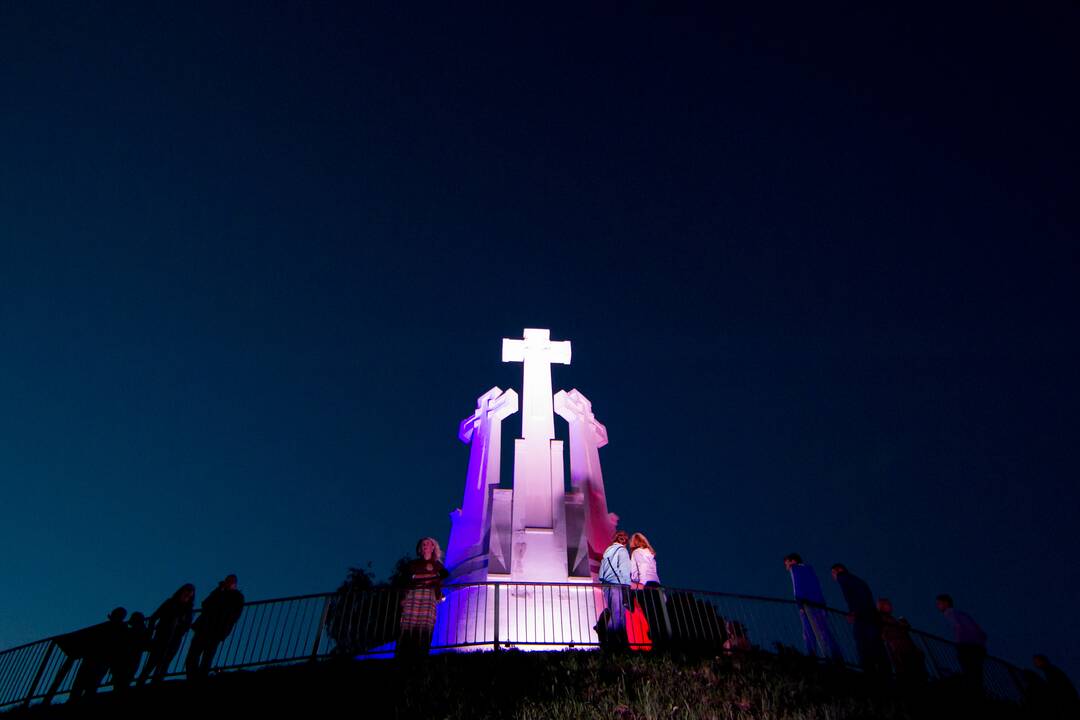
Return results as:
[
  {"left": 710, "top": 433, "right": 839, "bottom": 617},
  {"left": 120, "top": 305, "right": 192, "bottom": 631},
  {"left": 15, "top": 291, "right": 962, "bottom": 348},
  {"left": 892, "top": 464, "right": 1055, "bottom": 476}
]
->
[{"left": 439, "top": 329, "right": 615, "bottom": 647}]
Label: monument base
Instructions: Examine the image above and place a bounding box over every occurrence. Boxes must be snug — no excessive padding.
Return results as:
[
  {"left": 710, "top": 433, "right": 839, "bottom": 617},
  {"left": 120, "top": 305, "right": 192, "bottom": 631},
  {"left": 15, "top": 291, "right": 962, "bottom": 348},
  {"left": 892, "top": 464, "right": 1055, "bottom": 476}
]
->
[{"left": 434, "top": 579, "right": 603, "bottom": 652}]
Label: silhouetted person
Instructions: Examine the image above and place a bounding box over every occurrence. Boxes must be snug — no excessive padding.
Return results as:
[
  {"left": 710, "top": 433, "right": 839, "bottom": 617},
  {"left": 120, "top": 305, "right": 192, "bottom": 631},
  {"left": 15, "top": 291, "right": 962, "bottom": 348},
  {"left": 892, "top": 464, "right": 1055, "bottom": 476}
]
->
[
  {"left": 936, "top": 593, "right": 987, "bottom": 694},
  {"left": 1020, "top": 669, "right": 1051, "bottom": 716},
  {"left": 830, "top": 564, "right": 889, "bottom": 675},
  {"left": 876, "top": 598, "right": 927, "bottom": 687},
  {"left": 723, "top": 618, "right": 751, "bottom": 651},
  {"left": 599, "top": 530, "right": 631, "bottom": 649},
  {"left": 110, "top": 611, "right": 149, "bottom": 693},
  {"left": 138, "top": 583, "right": 195, "bottom": 684},
  {"left": 44, "top": 611, "right": 116, "bottom": 704},
  {"left": 185, "top": 575, "right": 244, "bottom": 679},
  {"left": 396, "top": 537, "right": 449, "bottom": 658},
  {"left": 784, "top": 553, "right": 841, "bottom": 661},
  {"left": 68, "top": 607, "right": 128, "bottom": 702},
  {"left": 1034, "top": 654, "right": 1079, "bottom": 718}
]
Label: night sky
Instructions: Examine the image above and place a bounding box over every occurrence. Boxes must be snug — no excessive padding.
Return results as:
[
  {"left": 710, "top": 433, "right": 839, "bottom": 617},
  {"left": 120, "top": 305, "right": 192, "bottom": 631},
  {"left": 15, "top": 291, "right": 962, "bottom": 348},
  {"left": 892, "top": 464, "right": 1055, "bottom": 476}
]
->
[{"left": 2, "top": 3, "right": 1078, "bottom": 680}]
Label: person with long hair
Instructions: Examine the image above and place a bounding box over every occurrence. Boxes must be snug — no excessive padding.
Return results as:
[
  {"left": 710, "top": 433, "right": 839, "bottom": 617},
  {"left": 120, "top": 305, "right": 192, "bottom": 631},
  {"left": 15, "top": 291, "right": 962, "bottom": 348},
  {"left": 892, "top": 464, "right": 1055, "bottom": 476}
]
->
[
  {"left": 629, "top": 532, "right": 668, "bottom": 646},
  {"left": 629, "top": 533, "right": 659, "bottom": 589},
  {"left": 396, "top": 537, "right": 449, "bottom": 658},
  {"left": 138, "top": 583, "right": 195, "bottom": 684}
]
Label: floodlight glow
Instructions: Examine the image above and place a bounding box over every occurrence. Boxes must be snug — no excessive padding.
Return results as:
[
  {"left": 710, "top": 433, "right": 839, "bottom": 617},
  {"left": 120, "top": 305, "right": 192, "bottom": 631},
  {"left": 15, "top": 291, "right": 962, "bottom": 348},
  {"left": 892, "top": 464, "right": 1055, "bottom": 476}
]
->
[{"left": 438, "top": 329, "right": 613, "bottom": 651}]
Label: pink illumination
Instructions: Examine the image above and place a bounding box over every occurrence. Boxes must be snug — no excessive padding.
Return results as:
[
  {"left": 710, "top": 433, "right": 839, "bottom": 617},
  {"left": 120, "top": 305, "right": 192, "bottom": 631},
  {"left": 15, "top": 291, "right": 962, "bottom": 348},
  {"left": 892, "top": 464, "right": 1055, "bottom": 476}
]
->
[
  {"left": 503, "top": 329, "right": 571, "bottom": 580},
  {"left": 555, "top": 389, "right": 615, "bottom": 580},
  {"left": 439, "top": 329, "right": 615, "bottom": 651},
  {"left": 445, "top": 387, "right": 518, "bottom": 581}
]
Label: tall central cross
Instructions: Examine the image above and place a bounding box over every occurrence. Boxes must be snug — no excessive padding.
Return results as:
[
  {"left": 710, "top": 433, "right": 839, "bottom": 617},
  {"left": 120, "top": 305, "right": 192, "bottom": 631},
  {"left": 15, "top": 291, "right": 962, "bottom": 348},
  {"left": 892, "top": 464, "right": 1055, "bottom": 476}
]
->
[
  {"left": 503, "top": 328, "right": 572, "bottom": 557},
  {"left": 502, "top": 328, "right": 572, "bottom": 441}
]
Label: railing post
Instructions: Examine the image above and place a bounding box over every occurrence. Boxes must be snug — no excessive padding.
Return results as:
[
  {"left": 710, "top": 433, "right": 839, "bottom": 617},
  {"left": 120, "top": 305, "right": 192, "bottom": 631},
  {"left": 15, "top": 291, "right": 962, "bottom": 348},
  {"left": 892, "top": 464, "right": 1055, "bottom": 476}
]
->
[
  {"left": 915, "top": 633, "right": 944, "bottom": 680},
  {"left": 22, "top": 641, "right": 55, "bottom": 708},
  {"left": 309, "top": 596, "right": 332, "bottom": 662},
  {"left": 493, "top": 583, "right": 500, "bottom": 652}
]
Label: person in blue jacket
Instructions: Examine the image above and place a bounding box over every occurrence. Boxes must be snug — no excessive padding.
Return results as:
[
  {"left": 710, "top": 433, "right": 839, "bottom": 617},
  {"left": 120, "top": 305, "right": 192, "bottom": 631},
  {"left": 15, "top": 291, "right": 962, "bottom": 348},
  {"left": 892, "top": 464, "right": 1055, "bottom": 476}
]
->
[
  {"left": 784, "top": 553, "right": 842, "bottom": 661},
  {"left": 599, "top": 530, "right": 631, "bottom": 648}
]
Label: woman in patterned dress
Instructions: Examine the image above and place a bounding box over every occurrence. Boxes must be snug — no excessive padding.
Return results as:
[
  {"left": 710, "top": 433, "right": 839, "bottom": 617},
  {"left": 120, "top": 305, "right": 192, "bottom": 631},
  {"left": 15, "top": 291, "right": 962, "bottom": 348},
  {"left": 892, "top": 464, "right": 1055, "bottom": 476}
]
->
[{"left": 396, "top": 537, "right": 449, "bottom": 657}]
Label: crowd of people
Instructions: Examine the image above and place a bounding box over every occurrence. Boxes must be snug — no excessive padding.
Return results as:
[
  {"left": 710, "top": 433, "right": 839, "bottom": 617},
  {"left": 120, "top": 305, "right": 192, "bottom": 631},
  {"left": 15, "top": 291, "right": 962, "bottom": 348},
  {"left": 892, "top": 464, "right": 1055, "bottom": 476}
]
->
[
  {"left": 45, "top": 575, "right": 244, "bottom": 703},
  {"left": 389, "top": 530, "right": 1076, "bottom": 714},
  {"left": 30, "top": 537, "right": 1078, "bottom": 715},
  {"left": 384, "top": 532, "right": 665, "bottom": 657},
  {"left": 781, "top": 553, "right": 1077, "bottom": 713},
  {"left": 783, "top": 554, "right": 985, "bottom": 688},
  {"left": 597, "top": 534, "right": 1076, "bottom": 709}
]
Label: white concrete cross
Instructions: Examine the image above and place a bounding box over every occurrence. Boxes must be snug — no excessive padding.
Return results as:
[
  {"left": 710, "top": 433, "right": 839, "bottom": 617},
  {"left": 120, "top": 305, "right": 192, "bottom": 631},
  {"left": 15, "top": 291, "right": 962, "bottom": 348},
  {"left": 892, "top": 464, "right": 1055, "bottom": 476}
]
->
[
  {"left": 459, "top": 386, "right": 519, "bottom": 491},
  {"left": 502, "top": 328, "right": 571, "bottom": 441},
  {"left": 445, "top": 386, "right": 519, "bottom": 575},
  {"left": 554, "top": 388, "right": 608, "bottom": 456},
  {"left": 554, "top": 388, "right": 614, "bottom": 579}
]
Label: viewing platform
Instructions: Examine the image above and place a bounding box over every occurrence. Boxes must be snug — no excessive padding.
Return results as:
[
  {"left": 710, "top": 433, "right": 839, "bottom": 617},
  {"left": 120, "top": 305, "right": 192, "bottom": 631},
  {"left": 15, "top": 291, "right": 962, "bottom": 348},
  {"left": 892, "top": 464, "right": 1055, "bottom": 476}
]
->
[{"left": 0, "top": 581, "right": 1025, "bottom": 709}]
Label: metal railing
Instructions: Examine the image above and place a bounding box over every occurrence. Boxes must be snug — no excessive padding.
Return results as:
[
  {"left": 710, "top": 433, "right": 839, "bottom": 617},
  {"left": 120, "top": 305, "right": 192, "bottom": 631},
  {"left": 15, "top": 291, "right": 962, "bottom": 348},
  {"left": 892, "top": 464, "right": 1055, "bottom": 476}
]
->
[{"left": 0, "top": 583, "right": 1026, "bottom": 708}]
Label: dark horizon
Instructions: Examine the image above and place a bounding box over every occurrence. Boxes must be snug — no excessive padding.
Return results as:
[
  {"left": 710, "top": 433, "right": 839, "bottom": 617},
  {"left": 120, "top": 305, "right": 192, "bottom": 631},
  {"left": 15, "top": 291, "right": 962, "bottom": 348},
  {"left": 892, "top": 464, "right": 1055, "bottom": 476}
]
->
[{"left": 2, "top": 2, "right": 1078, "bottom": 682}]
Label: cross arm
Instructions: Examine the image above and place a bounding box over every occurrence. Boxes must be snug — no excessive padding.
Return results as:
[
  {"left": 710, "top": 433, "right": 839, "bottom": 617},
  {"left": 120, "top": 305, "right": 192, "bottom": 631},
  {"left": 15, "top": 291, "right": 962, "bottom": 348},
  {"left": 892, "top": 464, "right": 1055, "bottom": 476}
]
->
[
  {"left": 502, "top": 328, "right": 572, "bottom": 365},
  {"left": 554, "top": 388, "right": 609, "bottom": 447},
  {"left": 459, "top": 386, "right": 519, "bottom": 443}
]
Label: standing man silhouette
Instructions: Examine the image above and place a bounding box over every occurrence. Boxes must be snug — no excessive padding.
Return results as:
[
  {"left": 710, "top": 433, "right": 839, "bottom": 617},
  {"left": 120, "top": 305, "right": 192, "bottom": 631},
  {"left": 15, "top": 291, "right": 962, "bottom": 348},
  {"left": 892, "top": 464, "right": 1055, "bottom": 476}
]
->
[
  {"left": 138, "top": 583, "right": 195, "bottom": 684},
  {"left": 936, "top": 593, "right": 987, "bottom": 694},
  {"left": 186, "top": 574, "right": 245, "bottom": 679},
  {"left": 1033, "top": 654, "right": 1079, "bottom": 716},
  {"left": 831, "top": 564, "right": 889, "bottom": 674}
]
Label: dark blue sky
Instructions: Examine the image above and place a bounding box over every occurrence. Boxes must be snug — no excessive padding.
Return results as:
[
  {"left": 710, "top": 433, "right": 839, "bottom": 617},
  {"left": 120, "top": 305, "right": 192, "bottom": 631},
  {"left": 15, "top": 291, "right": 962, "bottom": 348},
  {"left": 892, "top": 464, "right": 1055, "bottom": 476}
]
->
[{"left": 2, "top": 3, "right": 1078, "bottom": 678}]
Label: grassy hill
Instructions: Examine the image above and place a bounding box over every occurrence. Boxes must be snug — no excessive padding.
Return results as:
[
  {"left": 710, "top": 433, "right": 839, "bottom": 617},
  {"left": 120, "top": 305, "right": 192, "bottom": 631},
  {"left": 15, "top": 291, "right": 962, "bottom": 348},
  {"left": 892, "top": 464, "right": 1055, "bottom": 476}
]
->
[{"left": 5, "top": 649, "right": 1027, "bottom": 719}]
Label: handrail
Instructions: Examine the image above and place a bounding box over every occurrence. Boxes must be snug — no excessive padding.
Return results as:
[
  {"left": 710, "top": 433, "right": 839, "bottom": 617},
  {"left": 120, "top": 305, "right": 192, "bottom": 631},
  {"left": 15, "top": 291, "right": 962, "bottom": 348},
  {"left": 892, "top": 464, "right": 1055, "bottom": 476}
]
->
[{"left": 0, "top": 582, "right": 1026, "bottom": 709}]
